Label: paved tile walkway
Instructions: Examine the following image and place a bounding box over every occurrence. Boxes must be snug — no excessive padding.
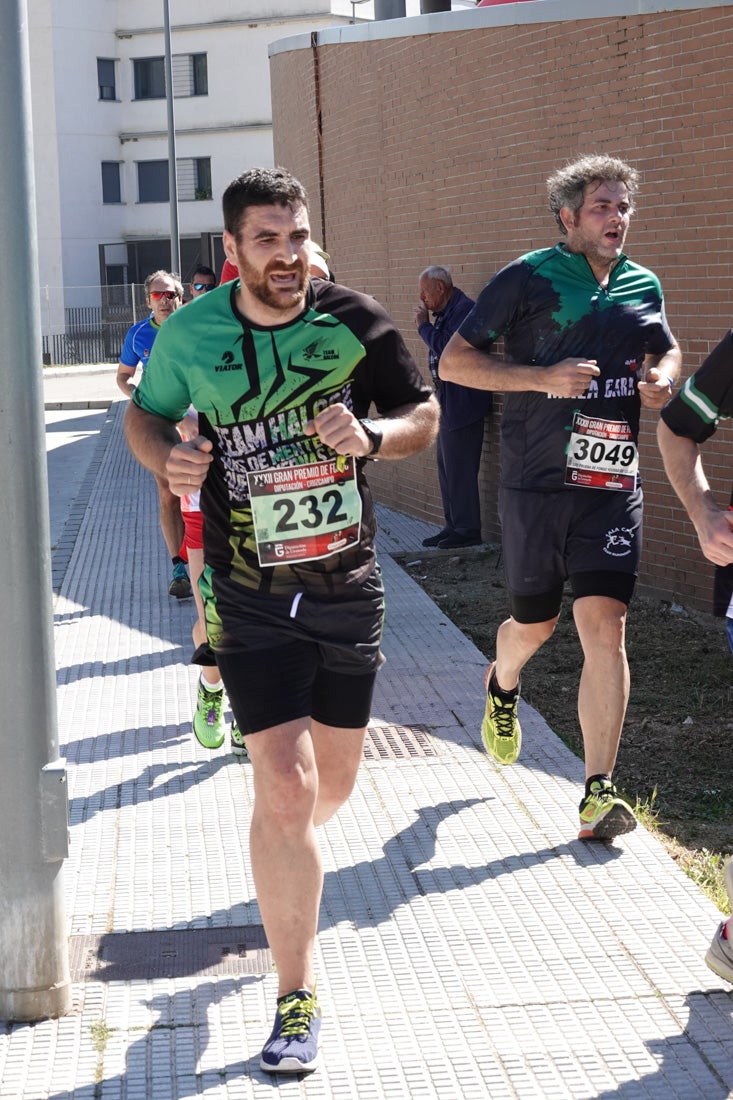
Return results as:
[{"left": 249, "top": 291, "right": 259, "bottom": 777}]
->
[{"left": 0, "top": 378, "right": 730, "bottom": 1098}]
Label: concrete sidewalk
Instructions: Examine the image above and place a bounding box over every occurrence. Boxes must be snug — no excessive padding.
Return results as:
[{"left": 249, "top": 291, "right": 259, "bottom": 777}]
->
[{"left": 5, "top": 369, "right": 731, "bottom": 1098}]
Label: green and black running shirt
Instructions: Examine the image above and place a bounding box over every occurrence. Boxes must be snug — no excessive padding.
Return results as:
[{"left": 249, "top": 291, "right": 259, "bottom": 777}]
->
[
  {"left": 459, "top": 243, "right": 676, "bottom": 492},
  {"left": 132, "top": 278, "right": 432, "bottom": 596}
]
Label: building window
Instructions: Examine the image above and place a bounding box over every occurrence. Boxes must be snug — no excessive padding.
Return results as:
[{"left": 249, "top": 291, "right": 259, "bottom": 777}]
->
[
  {"left": 133, "top": 53, "right": 208, "bottom": 100},
  {"left": 192, "top": 53, "right": 208, "bottom": 95},
  {"left": 136, "top": 158, "right": 211, "bottom": 203},
  {"left": 101, "top": 162, "right": 122, "bottom": 204},
  {"left": 133, "top": 57, "right": 166, "bottom": 100},
  {"left": 178, "top": 157, "right": 212, "bottom": 201},
  {"left": 97, "top": 58, "right": 116, "bottom": 101},
  {"left": 172, "top": 53, "right": 208, "bottom": 97},
  {"left": 137, "top": 160, "right": 169, "bottom": 203}
]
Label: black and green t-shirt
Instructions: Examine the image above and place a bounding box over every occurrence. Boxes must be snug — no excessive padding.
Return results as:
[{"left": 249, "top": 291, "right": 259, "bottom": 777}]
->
[
  {"left": 459, "top": 244, "right": 675, "bottom": 491},
  {"left": 133, "top": 278, "right": 431, "bottom": 596}
]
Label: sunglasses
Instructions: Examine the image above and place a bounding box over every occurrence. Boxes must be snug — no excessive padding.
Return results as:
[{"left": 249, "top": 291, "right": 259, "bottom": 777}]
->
[
  {"left": 193, "top": 282, "right": 216, "bottom": 292},
  {"left": 149, "top": 290, "right": 180, "bottom": 301}
]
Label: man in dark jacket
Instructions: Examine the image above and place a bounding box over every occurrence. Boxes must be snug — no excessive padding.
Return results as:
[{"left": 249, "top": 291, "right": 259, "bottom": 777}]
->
[{"left": 415, "top": 265, "right": 492, "bottom": 548}]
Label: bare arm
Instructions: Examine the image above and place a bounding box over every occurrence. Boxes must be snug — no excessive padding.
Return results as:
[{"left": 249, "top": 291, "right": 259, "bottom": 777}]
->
[
  {"left": 116, "top": 363, "right": 137, "bottom": 398},
  {"left": 124, "top": 401, "right": 213, "bottom": 496},
  {"left": 439, "top": 333, "right": 600, "bottom": 397},
  {"left": 306, "top": 396, "right": 440, "bottom": 460},
  {"left": 657, "top": 418, "right": 733, "bottom": 567},
  {"left": 638, "top": 342, "right": 682, "bottom": 409}
]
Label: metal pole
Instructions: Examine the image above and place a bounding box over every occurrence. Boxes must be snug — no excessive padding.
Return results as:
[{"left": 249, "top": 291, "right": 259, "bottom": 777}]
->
[
  {"left": 163, "top": 0, "right": 180, "bottom": 274},
  {"left": 0, "top": 0, "right": 71, "bottom": 1021}
]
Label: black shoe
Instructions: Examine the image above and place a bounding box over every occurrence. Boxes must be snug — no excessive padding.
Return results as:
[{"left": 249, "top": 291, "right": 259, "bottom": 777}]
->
[
  {"left": 422, "top": 529, "right": 451, "bottom": 548},
  {"left": 169, "top": 561, "right": 192, "bottom": 598},
  {"left": 438, "top": 534, "right": 482, "bottom": 549}
]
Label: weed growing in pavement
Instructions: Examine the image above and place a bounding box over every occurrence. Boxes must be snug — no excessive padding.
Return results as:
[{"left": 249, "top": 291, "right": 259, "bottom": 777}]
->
[
  {"left": 90, "top": 1018, "right": 116, "bottom": 1084},
  {"left": 678, "top": 850, "right": 731, "bottom": 914}
]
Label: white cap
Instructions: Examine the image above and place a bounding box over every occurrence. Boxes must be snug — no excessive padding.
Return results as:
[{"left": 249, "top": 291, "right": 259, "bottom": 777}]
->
[{"left": 307, "top": 241, "right": 330, "bottom": 278}]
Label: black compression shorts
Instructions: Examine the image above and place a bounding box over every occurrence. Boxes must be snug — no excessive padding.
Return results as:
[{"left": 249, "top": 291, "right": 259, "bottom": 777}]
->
[{"left": 499, "top": 486, "right": 643, "bottom": 623}]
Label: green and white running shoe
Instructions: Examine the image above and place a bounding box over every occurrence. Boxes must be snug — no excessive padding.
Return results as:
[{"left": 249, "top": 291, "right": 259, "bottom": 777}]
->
[
  {"left": 578, "top": 778, "right": 637, "bottom": 841},
  {"left": 481, "top": 662, "right": 522, "bottom": 766},
  {"left": 192, "top": 680, "right": 225, "bottom": 749},
  {"left": 230, "top": 720, "right": 250, "bottom": 762}
]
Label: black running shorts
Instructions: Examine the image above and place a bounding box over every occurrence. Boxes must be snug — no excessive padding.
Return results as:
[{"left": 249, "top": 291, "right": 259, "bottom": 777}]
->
[
  {"left": 207, "top": 569, "right": 385, "bottom": 734},
  {"left": 499, "top": 486, "right": 643, "bottom": 623}
]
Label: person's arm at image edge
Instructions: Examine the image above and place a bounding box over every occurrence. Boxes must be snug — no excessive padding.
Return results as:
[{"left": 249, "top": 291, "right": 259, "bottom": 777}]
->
[{"left": 656, "top": 418, "right": 733, "bottom": 567}]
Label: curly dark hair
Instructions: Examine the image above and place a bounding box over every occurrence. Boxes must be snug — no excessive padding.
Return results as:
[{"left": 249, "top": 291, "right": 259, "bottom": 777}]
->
[
  {"left": 547, "top": 155, "right": 639, "bottom": 234},
  {"left": 222, "top": 167, "right": 308, "bottom": 238}
]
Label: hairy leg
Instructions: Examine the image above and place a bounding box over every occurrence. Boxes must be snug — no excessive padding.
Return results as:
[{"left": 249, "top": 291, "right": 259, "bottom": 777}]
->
[
  {"left": 246, "top": 720, "right": 365, "bottom": 995},
  {"left": 493, "top": 614, "right": 558, "bottom": 692},
  {"left": 572, "top": 595, "right": 629, "bottom": 778}
]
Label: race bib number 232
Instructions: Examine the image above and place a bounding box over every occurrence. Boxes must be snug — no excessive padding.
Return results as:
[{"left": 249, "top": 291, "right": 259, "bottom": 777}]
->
[{"left": 247, "top": 458, "right": 362, "bottom": 566}]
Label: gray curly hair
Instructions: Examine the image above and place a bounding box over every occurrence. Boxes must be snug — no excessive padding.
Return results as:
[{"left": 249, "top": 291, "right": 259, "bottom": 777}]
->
[
  {"left": 547, "top": 155, "right": 639, "bottom": 234},
  {"left": 144, "top": 269, "right": 183, "bottom": 299}
]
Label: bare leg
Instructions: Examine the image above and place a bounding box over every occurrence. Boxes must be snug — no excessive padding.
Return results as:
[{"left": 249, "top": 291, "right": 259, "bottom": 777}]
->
[
  {"left": 154, "top": 474, "right": 184, "bottom": 559},
  {"left": 188, "top": 547, "right": 219, "bottom": 688},
  {"left": 572, "top": 596, "right": 629, "bottom": 778},
  {"left": 311, "top": 722, "right": 366, "bottom": 826},
  {"left": 246, "top": 719, "right": 365, "bottom": 996},
  {"left": 493, "top": 614, "right": 558, "bottom": 692}
]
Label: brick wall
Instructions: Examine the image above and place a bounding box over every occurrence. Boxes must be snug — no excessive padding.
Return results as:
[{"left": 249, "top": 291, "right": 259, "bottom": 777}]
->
[{"left": 271, "top": 4, "right": 733, "bottom": 613}]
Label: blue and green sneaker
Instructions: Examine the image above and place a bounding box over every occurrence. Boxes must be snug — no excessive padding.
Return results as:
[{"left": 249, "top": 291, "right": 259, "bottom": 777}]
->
[{"left": 260, "top": 988, "right": 321, "bottom": 1074}]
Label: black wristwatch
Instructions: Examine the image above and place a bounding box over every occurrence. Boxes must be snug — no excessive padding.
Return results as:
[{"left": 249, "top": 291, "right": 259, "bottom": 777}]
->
[{"left": 359, "top": 417, "right": 383, "bottom": 457}]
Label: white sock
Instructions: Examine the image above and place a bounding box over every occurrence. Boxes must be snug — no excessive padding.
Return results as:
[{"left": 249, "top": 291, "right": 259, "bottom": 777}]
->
[{"left": 201, "top": 675, "right": 223, "bottom": 693}]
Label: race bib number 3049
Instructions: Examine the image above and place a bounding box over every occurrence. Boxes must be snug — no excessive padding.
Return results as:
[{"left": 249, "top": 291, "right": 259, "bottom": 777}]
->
[
  {"left": 565, "top": 412, "right": 638, "bottom": 492},
  {"left": 247, "top": 458, "right": 362, "bottom": 566}
]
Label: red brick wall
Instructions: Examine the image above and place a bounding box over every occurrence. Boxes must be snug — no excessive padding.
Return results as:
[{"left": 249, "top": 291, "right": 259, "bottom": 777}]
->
[{"left": 271, "top": 5, "right": 733, "bottom": 612}]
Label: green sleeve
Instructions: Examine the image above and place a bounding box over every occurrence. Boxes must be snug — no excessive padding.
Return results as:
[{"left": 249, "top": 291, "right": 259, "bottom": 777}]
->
[{"left": 131, "top": 318, "right": 192, "bottom": 422}]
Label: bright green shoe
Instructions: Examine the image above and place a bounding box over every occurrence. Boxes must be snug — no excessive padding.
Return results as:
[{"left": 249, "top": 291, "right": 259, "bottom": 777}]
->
[
  {"left": 481, "top": 663, "right": 521, "bottom": 766},
  {"left": 193, "top": 680, "right": 225, "bottom": 749},
  {"left": 230, "top": 720, "right": 250, "bottom": 762},
  {"left": 578, "top": 778, "right": 637, "bottom": 841}
]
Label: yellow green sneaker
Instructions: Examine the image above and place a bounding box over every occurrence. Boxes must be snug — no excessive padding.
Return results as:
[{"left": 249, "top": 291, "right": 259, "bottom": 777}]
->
[
  {"left": 192, "top": 680, "right": 225, "bottom": 749},
  {"left": 578, "top": 778, "right": 637, "bottom": 841},
  {"left": 481, "top": 662, "right": 521, "bottom": 766}
]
